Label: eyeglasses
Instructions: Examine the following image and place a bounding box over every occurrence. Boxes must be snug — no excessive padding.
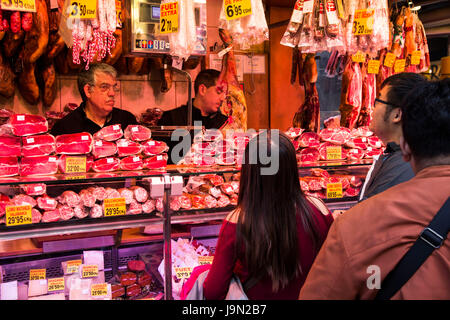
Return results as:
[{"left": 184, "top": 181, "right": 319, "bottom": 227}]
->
[
  {"left": 374, "top": 98, "right": 400, "bottom": 109},
  {"left": 95, "top": 83, "right": 120, "bottom": 93}
]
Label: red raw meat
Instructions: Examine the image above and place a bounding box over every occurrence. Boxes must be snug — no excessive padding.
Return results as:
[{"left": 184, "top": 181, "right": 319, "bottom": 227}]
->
[
  {"left": 347, "top": 148, "right": 365, "bottom": 160},
  {"left": 37, "top": 195, "right": 58, "bottom": 211},
  {"left": 298, "top": 132, "right": 320, "bottom": 148},
  {"left": 298, "top": 147, "right": 320, "bottom": 163},
  {"left": 191, "top": 195, "right": 206, "bottom": 209},
  {"left": 351, "top": 126, "right": 373, "bottom": 138},
  {"left": 292, "top": 139, "right": 301, "bottom": 151},
  {"left": 179, "top": 194, "right": 192, "bottom": 209},
  {"left": 340, "top": 61, "right": 362, "bottom": 130},
  {"left": 323, "top": 115, "right": 341, "bottom": 129},
  {"left": 58, "top": 155, "right": 93, "bottom": 173},
  {"left": 21, "top": 12, "right": 33, "bottom": 32},
  {"left": 336, "top": 176, "right": 350, "bottom": 190},
  {"left": 142, "top": 140, "right": 169, "bottom": 156},
  {"left": 217, "top": 194, "right": 231, "bottom": 207},
  {"left": 344, "top": 187, "right": 360, "bottom": 197},
  {"left": 92, "top": 140, "right": 117, "bottom": 158},
  {"left": 42, "top": 209, "right": 60, "bottom": 223},
  {"left": 20, "top": 155, "right": 58, "bottom": 176},
  {"left": 319, "top": 127, "right": 351, "bottom": 145},
  {"left": 357, "top": 70, "right": 376, "bottom": 127},
  {"left": 0, "top": 156, "right": 19, "bottom": 177},
  {"left": 130, "top": 186, "right": 148, "bottom": 203},
  {"left": 205, "top": 195, "right": 217, "bottom": 208},
  {"left": 155, "top": 198, "right": 164, "bottom": 212},
  {"left": 92, "top": 157, "right": 120, "bottom": 172},
  {"left": 345, "top": 137, "right": 368, "bottom": 150},
  {"left": 21, "top": 134, "right": 55, "bottom": 156},
  {"left": 142, "top": 199, "right": 156, "bottom": 213},
  {"left": 319, "top": 142, "right": 348, "bottom": 160},
  {"left": 124, "top": 125, "right": 152, "bottom": 142},
  {"left": 308, "top": 179, "right": 323, "bottom": 191},
  {"left": 12, "top": 194, "right": 37, "bottom": 207},
  {"left": 0, "top": 136, "right": 21, "bottom": 156},
  {"left": 21, "top": 183, "right": 46, "bottom": 196},
  {"left": 89, "top": 204, "right": 103, "bottom": 218},
  {"left": 230, "top": 181, "right": 239, "bottom": 194},
  {"left": 285, "top": 128, "right": 304, "bottom": 139},
  {"left": 310, "top": 168, "right": 330, "bottom": 178},
  {"left": 118, "top": 188, "right": 134, "bottom": 204},
  {"left": 127, "top": 200, "right": 143, "bottom": 215},
  {"left": 120, "top": 156, "right": 144, "bottom": 171},
  {"left": 229, "top": 194, "right": 238, "bottom": 206},
  {"left": 143, "top": 154, "right": 168, "bottom": 169},
  {"left": 202, "top": 174, "right": 225, "bottom": 187},
  {"left": 350, "top": 176, "right": 363, "bottom": 188},
  {"left": 87, "top": 186, "right": 107, "bottom": 201},
  {"left": 220, "top": 183, "right": 235, "bottom": 196},
  {"left": 169, "top": 196, "right": 181, "bottom": 211},
  {"left": 31, "top": 209, "right": 42, "bottom": 224},
  {"left": 367, "top": 136, "right": 384, "bottom": 149},
  {"left": 300, "top": 179, "right": 309, "bottom": 192},
  {"left": 79, "top": 189, "right": 96, "bottom": 207},
  {"left": 55, "top": 132, "right": 93, "bottom": 154},
  {"left": 116, "top": 139, "right": 142, "bottom": 157},
  {"left": 8, "top": 114, "right": 48, "bottom": 136},
  {"left": 58, "top": 205, "right": 75, "bottom": 221},
  {"left": 94, "top": 124, "right": 123, "bottom": 141},
  {"left": 59, "top": 190, "right": 81, "bottom": 207},
  {"left": 364, "top": 147, "right": 383, "bottom": 159}
]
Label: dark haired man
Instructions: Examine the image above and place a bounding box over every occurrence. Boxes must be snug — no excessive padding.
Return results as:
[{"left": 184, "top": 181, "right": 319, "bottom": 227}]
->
[
  {"left": 51, "top": 63, "right": 137, "bottom": 136},
  {"left": 300, "top": 78, "right": 450, "bottom": 299},
  {"left": 358, "top": 73, "right": 425, "bottom": 201},
  {"left": 157, "top": 69, "right": 228, "bottom": 129}
]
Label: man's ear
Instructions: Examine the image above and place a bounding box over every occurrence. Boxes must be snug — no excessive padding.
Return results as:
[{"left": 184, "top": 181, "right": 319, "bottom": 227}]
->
[
  {"left": 400, "top": 135, "right": 412, "bottom": 162},
  {"left": 84, "top": 84, "right": 92, "bottom": 99},
  {"left": 197, "top": 84, "right": 207, "bottom": 96},
  {"left": 391, "top": 107, "right": 402, "bottom": 124}
]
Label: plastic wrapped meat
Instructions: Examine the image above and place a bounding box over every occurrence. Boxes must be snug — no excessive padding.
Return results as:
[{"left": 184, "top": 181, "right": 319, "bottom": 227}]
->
[
  {"left": 130, "top": 186, "right": 148, "bottom": 203},
  {"left": 58, "top": 205, "right": 75, "bottom": 221},
  {"left": 93, "top": 124, "right": 123, "bottom": 141},
  {"left": 59, "top": 190, "right": 81, "bottom": 207},
  {"left": 21, "top": 134, "right": 56, "bottom": 156},
  {"left": 105, "top": 188, "right": 121, "bottom": 200},
  {"left": 79, "top": 189, "right": 96, "bottom": 207},
  {"left": 127, "top": 200, "right": 142, "bottom": 215},
  {"left": 42, "top": 209, "right": 60, "bottom": 223},
  {"left": 74, "top": 206, "right": 89, "bottom": 219},
  {"left": 87, "top": 186, "right": 107, "bottom": 201},
  {"left": 0, "top": 156, "right": 19, "bottom": 177},
  {"left": 299, "top": 147, "right": 320, "bottom": 163},
  {"left": 124, "top": 125, "right": 152, "bottom": 142},
  {"left": 21, "top": 183, "right": 46, "bottom": 196},
  {"left": 116, "top": 139, "right": 142, "bottom": 157},
  {"left": 92, "top": 157, "right": 120, "bottom": 172},
  {"left": 12, "top": 194, "right": 37, "bottom": 207},
  {"left": 143, "top": 154, "right": 168, "bottom": 170},
  {"left": 8, "top": 114, "right": 48, "bottom": 136},
  {"left": 0, "top": 135, "right": 21, "bottom": 156},
  {"left": 31, "top": 208, "right": 42, "bottom": 223},
  {"left": 347, "top": 148, "right": 365, "bottom": 161},
  {"left": 92, "top": 140, "right": 117, "bottom": 159},
  {"left": 20, "top": 155, "right": 58, "bottom": 176},
  {"left": 345, "top": 137, "right": 368, "bottom": 150},
  {"left": 37, "top": 195, "right": 58, "bottom": 211},
  {"left": 58, "top": 155, "right": 93, "bottom": 173},
  {"left": 179, "top": 194, "right": 192, "bottom": 210},
  {"left": 55, "top": 132, "right": 93, "bottom": 155},
  {"left": 120, "top": 156, "right": 144, "bottom": 171},
  {"left": 89, "top": 204, "right": 103, "bottom": 218},
  {"left": 217, "top": 194, "right": 231, "bottom": 207},
  {"left": 298, "top": 132, "right": 320, "bottom": 148},
  {"left": 142, "top": 140, "right": 169, "bottom": 156},
  {"left": 142, "top": 199, "right": 156, "bottom": 213}
]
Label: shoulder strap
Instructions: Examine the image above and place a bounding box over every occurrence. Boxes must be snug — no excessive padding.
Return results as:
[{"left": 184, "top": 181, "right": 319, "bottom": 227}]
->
[
  {"left": 306, "top": 195, "right": 330, "bottom": 216},
  {"left": 375, "top": 197, "right": 450, "bottom": 300}
]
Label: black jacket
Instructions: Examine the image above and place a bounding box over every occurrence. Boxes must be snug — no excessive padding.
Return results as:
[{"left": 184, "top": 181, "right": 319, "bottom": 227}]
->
[{"left": 50, "top": 102, "right": 138, "bottom": 136}]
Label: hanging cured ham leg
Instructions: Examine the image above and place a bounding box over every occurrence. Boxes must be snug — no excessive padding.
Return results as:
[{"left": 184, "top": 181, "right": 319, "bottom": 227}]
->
[
  {"left": 218, "top": 28, "right": 247, "bottom": 131},
  {"left": 339, "top": 59, "right": 362, "bottom": 130},
  {"left": 0, "top": 51, "right": 15, "bottom": 98}
]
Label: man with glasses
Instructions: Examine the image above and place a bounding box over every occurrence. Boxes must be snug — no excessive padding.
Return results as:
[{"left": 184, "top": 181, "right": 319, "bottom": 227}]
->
[
  {"left": 50, "top": 63, "right": 138, "bottom": 136},
  {"left": 157, "top": 69, "right": 228, "bottom": 129},
  {"left": 358, "top": 73, "right": 425, "bottom": 201}
]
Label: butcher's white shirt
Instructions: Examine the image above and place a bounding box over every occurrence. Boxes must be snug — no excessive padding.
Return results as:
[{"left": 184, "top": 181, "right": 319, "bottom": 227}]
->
[{"left": 359, "top": 154, "right": 381, "bottom": 201}]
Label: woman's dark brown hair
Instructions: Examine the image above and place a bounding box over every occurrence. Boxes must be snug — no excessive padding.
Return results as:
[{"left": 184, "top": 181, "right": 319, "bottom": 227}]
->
[{"left": 235, "top": 130, "right": 323, "bottom": 292}]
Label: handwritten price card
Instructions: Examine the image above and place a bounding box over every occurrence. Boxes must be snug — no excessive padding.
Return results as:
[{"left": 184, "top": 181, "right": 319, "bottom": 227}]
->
[
  {"left": 224, "top": 0, "right": 252, "bottom": 21},
  {"left": 160, "top": 1, "right": 179, "bottom": 33},
  {"left": 326, "top": 183, "right": 343, "bottom": 199},
  {"left": 6, "top": 205, "right": 32, "bottom": 227},
  {"left": 103, "top": 198, "right": 126, "bottom": 217}
]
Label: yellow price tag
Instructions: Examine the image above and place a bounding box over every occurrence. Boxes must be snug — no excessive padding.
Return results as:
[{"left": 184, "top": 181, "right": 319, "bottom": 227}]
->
[
  {"left": 175, "top": 267, "right": 193, "bottom": 279},
  {"left": 224, "top": 0, "right": 252, "bottom": 21},
  {"left": 326, "top": 146, "right": 342, "bottom": 160},
  {"left": 65, "top": 174, "right": 87, "bottom": 180},
  {"left": 198, "top": 256, "right": 214, "bottom": 265},
  {"left": 69, "top": 0, "right": 97, "bottom": 19},
  {"left": 384, "top": 52, "right": 396, "bottom": 68},
  {"left": 352, "top": 51, "right": 366, "bottom": 63},
  {"left": 394, "top": 59, "right": 406, "bottom": 73},
  {"left": 65, "top": 156, "right": 87, "bottom": 173},
  {"left": 81, "top": 265, "right": 99, "bottom": 278},
  {"left": 6, "top": 205, "right": 32, "bottom": 227},
  {"left": 103, "top": 198, "right": 126, "bottom": 217},
  {"left": 326, "top": 182, "right": 343, "bottom": 199},
  {"left": 1, "top": 0, "right": 36, "bottom": 12},
  {"left": 91, "top": 283, "right": 108, "bottom": 297},
  {"left": 66, "top": 259, "right": 82, "bottom": 274},
  {"left": 411, "top": 51, "right": 421, "bottom": 65},
  {"left": 115, "top": 0, "right": 122, "bottom": 28},
  {"left": 29, "top": 269, "right": 46, "bottom": 281},
  {"left": 352, "top": 9, "right": 374, "bottom": 35},
  {"left": 48, "top": 277, "right": 65, "bottom": 292},
  {"left": 368, "top": 60, "right": 380, "bottom": 74},
  {"left": 160, "top": 1, "right": 179, "bottom": 34}
]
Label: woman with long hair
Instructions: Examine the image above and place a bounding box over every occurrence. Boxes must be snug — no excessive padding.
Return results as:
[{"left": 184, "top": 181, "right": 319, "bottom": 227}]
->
[{"left": 203, "top": 130, "right": 334, "bottom": 299}]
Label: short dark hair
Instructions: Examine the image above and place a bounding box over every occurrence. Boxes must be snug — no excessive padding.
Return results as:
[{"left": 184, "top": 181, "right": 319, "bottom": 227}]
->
[
  {"left": 194, "top": 69, "right": 221, "bottom": 95},
  {"left": 380, "top": 72, "right": 427, "bottom": 120},
  {"left": 77, "top": 63, "right": 118, "bottom": 101},
  {"left": 401, "top": 78, "right": 450, "bottom": 159}
]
